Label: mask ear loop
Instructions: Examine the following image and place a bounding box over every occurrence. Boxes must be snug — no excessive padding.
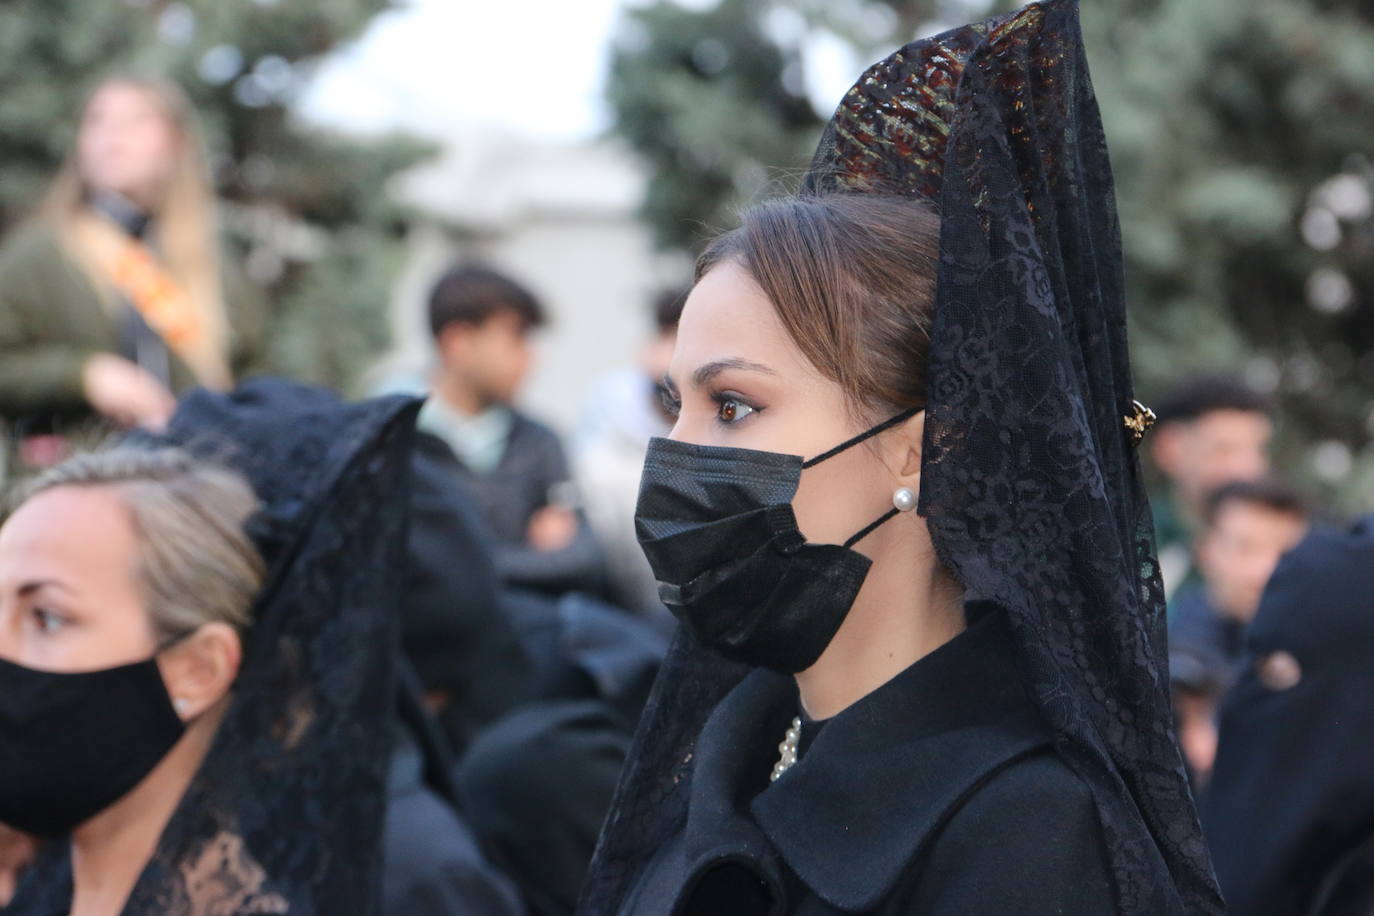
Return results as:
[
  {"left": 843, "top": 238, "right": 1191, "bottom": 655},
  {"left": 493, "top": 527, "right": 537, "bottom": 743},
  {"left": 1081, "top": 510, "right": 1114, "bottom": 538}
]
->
[
  {"left": 843, "top": 506, "right": 901, "bottom": 548},
  {"left": 798, "top": 406, "right": 921, "bottom": 549},
  {"left": 800, "top": 406, "right": 920, "bottom": 469}
]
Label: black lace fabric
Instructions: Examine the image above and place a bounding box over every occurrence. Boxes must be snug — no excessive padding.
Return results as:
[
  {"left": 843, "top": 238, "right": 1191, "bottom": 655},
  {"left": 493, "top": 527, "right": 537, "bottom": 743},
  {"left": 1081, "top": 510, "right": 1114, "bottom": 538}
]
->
[
  {"left": 581, "top": 2, "right": 1224, "bottom": 913},
  {"left": 8, "top": 380, "right": 420, "bottom": 915}
]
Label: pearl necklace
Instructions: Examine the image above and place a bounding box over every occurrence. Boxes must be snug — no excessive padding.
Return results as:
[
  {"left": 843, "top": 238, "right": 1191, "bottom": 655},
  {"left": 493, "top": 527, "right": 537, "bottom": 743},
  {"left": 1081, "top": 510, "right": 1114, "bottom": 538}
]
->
[{"left": 771, "top": 716, "right": 803, "bottom": 782}]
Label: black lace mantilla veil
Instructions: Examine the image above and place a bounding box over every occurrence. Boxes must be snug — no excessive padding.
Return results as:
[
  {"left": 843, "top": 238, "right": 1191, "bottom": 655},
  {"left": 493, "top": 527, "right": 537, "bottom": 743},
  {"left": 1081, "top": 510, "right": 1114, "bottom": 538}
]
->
[
  {"left": 8, "top": 379, "right": 420, "bottom": 914},
  {"left": 580, "top": 2, "right": 1224, "bottom": 914}
]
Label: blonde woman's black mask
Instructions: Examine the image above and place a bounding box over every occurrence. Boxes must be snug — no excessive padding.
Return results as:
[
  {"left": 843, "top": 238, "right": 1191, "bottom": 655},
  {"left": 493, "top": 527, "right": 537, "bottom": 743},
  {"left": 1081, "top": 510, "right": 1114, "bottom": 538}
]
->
[
  {"left": 0, "top": 655, "right": 185, "bottom": 836},
  {"left": 634, "top": 409, "right": 917, "bottom": 673}
]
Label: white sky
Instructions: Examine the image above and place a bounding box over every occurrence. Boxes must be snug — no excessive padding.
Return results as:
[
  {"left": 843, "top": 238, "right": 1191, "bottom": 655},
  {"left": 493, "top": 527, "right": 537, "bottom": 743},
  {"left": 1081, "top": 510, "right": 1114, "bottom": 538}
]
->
[
  {"left": 295, "top": 0, "right": 868, "bottom": 142},
  {"left": 297, "top": 0, "right": 633, "bottom": 141}
]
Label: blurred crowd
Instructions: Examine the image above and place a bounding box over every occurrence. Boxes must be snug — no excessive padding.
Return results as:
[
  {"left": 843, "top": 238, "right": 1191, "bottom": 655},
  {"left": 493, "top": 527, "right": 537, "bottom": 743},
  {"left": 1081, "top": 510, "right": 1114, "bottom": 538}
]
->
[{"left": 0, "top": 74, "right": 1371, "bottom": 916}]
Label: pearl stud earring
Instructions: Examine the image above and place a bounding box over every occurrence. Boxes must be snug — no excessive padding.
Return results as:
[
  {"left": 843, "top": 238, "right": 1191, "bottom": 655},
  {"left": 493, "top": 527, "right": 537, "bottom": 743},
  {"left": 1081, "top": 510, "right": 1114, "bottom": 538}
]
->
[
  {"left": 892, "top": 487, "right": 917, "bottom": 512},
  {"left": 173, "top": 698, "right": 191, "bottom": 715}
]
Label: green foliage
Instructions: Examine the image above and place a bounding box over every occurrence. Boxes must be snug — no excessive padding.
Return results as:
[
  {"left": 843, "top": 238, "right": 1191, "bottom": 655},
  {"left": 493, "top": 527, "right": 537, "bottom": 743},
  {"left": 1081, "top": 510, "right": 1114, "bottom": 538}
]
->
[
  {"left": 0, "top": 0, "right": 431, "bottom": 392},
  {"left": 606, "top": 0, "right": 1374, "bottom": 508},
  {"left": 607, "top": 0, "right": 825, "bottom": 250},
  {"left": 1086, "top": 0, "right": 1374, "bottom": 506}
]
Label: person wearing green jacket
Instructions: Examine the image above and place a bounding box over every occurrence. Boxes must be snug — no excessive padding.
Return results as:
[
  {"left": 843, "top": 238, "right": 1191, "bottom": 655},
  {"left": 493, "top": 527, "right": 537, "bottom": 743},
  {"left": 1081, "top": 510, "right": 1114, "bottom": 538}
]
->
[{"left": 0, "top": 76, "right": 265, "bottom": 439}]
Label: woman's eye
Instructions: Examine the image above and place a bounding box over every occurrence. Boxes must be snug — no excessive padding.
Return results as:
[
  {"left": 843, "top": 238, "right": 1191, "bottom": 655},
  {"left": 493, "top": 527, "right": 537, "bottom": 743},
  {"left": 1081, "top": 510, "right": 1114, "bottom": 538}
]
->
[
  {"left": 716, "top": 398, "right": 756, "bottom": 424},
  {"left": 32, "top": 608, "right": 65, "bottom": 635}
]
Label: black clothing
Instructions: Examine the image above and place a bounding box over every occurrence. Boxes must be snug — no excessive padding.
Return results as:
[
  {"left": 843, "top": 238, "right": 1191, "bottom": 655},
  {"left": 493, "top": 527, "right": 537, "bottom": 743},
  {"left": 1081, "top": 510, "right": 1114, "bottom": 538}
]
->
[
  {"left": 1202, "top": 517, "right": 1374, "bottom": 916},
  {"left": 619, "top": 613, "right": 1115, "bottom": 915},
  {"left": 421, "top": 413, "right": 607, "bottom": 596},
  {"left": 406, "top": 432, "right": 537, "bottom": 753},
  {"left": 583, "top": 3, "right": 1219, "bottom": 913},
  {"left": 501, "top": 590, "right": 666, "bottom": 726},
  {"left": 457, "top": 701, "right": 635, "bottom": 916},
  {"left": 403, "top": 425, "right": 664, "bottom": 913},
  {"left": 383, "top": 726, "right": 526, "bottom": 916},
  {"left": 1169, "top": 586, "right": 1246, "bottom": 693}
]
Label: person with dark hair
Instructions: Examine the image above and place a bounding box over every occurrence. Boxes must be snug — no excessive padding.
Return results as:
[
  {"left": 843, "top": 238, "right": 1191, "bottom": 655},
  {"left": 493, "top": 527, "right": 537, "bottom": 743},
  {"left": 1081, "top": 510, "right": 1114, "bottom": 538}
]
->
[
  {"left": 1202, "top": 516, "right": 1374, "bottom": 915},
  {"left": 574, "top": 285, "right": 690, "bottom": 627},
  {"left": 580, "top": 3, "right": 1223, "bottom": 913},
  {"left": 1149, "top": 373, "right": 1274, "bottom": 597},
  {"left": 1168, "top": 476, "right": 1311, "bottom": 784},
  {"left": 419, "top": 263, "right": 605, "bottom": 597}
]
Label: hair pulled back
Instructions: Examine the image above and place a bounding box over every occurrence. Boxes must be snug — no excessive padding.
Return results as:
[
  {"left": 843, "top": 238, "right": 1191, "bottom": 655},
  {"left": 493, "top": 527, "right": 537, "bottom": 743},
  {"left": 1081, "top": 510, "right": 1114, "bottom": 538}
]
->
[
  {"left": 20, "top": 447, "right": 264, "bottom": 641},
  {"left": 697, "top": 194, "right": 940, "bottom": 419}
]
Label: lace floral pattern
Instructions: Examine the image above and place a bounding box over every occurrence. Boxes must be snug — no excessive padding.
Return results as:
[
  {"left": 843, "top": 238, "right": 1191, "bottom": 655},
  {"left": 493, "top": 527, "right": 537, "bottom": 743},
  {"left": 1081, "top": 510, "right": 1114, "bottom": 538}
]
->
[{"left": 581, "top": 3, "right": 1224, "bottom": 914}]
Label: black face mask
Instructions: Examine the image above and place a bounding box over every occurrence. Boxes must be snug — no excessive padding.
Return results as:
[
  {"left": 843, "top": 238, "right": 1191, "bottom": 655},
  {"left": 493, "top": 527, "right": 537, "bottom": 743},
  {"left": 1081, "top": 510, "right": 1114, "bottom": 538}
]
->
[
  {"left": 635, "top": 409, "right": 918, "bottom": 673},
  {"left": 0, "top": 654, "right": 186, "bottom": 837}
]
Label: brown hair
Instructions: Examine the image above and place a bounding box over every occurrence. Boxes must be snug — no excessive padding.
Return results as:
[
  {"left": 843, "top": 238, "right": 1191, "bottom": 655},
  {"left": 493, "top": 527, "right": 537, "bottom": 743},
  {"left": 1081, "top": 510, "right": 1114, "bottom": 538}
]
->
[
  {"left": 21, "top": 448, "right": 264, "bottom": 641},
  {"left": 696, "top": 193, "right": 940, "bottom": 419},
  {"left": 428, "top": 264, "right": 547, "bottom": 338},
  {"left": 43, "top": 76, "right": 230, "bottom": 387},
  {"left": 1203, "top": 476, "right": 1312, "bottom": 529}
]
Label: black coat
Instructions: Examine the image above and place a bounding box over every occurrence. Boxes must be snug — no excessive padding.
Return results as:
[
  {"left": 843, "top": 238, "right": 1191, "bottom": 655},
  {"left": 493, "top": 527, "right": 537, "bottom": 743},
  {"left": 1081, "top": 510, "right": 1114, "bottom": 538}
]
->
[
  {"left": 382, "top": 726, "right": 526, "bottom": 916},
  {"left": 404, "top": 434, "right": 537, "bottom": 753},
  {"left": 617, "top": 613, "right": 1119, "bottom": 914}
]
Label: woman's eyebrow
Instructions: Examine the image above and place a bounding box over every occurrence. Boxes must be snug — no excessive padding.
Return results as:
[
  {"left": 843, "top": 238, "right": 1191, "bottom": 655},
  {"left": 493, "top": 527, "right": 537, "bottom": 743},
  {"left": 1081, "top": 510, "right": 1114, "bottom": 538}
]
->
[
  {"left": 16, "top": 579, "right": 72, "bottom": 598},
  {"left": 691, "top": 358, "right": 776, "bottom": 388}
]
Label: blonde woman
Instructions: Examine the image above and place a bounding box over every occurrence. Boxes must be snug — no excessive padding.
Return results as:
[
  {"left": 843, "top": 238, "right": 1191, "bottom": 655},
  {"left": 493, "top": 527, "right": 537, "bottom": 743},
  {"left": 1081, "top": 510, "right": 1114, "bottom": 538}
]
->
[
  {"left": 0, "top": 77, "right": 264, "bottom": 433},
  {"left": 0, "top": 383, "right": 429, "bottom": 914},
  {"left": 0, "top": 449, "right": 267, "bottom": 914}
]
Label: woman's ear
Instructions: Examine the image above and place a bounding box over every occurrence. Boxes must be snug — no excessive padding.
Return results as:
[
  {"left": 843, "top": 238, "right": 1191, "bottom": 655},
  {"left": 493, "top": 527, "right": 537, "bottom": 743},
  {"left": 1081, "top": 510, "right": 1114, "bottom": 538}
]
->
[
  {"left": 891, "top": 409, "right": 926, "bottom": 486},
  {"left": 157, "top": 622, "right": 242, "bottom": 721}
]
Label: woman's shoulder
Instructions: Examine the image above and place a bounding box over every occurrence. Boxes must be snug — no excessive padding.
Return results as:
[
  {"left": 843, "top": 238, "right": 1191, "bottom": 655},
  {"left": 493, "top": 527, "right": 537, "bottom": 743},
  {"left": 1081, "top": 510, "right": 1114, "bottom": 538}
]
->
[
  {"left": 894, "top": 747, "right": 1117, "bottom": 913},
  {"left": 958, "top": 745, "right": 1099, "bottom": 823},
  {"left": 0, "top": 220, "right": 66, "bottom": 273}
]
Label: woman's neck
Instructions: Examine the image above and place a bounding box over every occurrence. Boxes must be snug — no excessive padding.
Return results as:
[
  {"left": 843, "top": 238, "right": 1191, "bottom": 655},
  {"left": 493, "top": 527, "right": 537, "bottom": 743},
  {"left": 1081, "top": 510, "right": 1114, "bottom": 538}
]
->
[
  {"left": 68, "top": 713, "right": 219, "bottom": 916},
  {"left": 795, "top": 530, "right": 965, "bottom": 720}
]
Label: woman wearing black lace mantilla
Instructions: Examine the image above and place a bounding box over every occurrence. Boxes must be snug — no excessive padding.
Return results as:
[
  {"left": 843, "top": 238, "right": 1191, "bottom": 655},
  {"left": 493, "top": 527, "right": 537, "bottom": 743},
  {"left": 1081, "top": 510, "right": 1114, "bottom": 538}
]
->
[
  {"left": 578, "top": 2, "right": 1224, "bottom": 914},
  {"left": 0, "top": 382, "right": 431, "bottom": 914}
]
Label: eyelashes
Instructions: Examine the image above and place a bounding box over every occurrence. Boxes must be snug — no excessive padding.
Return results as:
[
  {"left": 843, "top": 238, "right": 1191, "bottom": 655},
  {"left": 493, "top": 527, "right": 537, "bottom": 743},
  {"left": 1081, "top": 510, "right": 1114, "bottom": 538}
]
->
[
  {"left": 658, "top": 384, "right": 681, "bottom": 418},
  {"left": 657, "top": 386, "right": 764, "bottom": 426}
]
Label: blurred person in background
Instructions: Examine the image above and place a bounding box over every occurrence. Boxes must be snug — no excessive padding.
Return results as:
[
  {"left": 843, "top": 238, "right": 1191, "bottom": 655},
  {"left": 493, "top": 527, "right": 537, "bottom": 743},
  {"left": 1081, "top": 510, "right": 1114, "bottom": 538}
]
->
[
  {"left": 404, "top": 382, "right": 666, "bottom": 915},
  {"left": 419, "top": 264, "right": 606, "bottom": 597},
  {"left": 0, "top": 76, "right": 265, "bottom": 458},
  {"left": 1148, "top": 374, "right": 1273, "bottom": 600},
  {"left": 1168, "top": 478, "right": 1309, "bottom": 784},
  {"left": 1202, "top": 517, "right": 1374, "bottom": 916},
  {"left": 573, "top": 285, "right": 688, "bottom": 631}
]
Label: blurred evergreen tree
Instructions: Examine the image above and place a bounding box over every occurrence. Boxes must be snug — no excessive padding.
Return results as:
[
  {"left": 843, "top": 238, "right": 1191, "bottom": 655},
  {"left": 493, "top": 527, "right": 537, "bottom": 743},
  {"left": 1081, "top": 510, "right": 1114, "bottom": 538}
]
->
[
  {"left": 605, "top": 0, "right": 824, "bottom": 252},
  {"left": 607, "top": 0, "right": 1374, "bottom": 507},
  {"left": 0, "top": 0, "right": 431, "bottom": 392},
  {"left": 1085, "top": 0, "right": 1374, "bottom": 505}
]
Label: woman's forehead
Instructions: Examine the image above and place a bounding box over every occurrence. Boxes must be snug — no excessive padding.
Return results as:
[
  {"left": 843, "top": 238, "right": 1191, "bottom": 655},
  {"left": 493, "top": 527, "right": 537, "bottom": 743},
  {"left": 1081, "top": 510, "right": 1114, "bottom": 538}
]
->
[
  {"left": 673, "top": 263, "right": 807, "bottom": 381},
  {"left": 0, "top": 487, "right": 140, "bottom": 588}
]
